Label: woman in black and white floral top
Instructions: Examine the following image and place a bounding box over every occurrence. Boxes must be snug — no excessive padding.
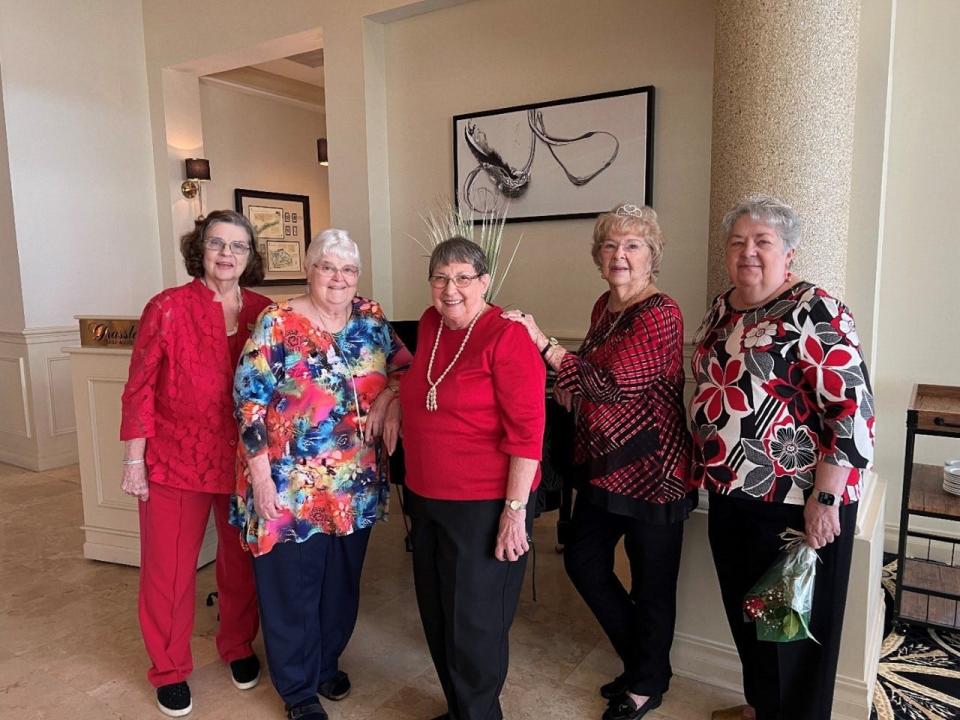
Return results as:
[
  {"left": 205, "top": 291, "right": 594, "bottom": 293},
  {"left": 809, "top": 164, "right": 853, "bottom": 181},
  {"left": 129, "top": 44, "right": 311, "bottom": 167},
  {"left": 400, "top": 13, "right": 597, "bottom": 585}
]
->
[{"left": 690, "top": 195, "right": 874, "bottom": 720}]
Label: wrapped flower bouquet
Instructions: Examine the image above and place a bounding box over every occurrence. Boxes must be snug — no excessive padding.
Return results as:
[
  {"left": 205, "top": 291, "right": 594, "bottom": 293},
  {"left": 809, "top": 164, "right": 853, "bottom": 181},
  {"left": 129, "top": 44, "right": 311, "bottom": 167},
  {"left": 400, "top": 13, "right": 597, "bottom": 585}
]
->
[{"left": 743, "top": 529, "right": 819, "bottom": 643}]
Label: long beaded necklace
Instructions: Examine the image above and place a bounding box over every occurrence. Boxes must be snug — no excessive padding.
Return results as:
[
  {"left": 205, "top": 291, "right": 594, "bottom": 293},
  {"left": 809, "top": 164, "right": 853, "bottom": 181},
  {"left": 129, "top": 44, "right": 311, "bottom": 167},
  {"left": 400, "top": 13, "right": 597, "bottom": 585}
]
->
[
  {"left": 311, "top": 298, "right": 365, "bottom": 442},
  {"left": 425, "top": 306, "right": 486, "bottom": 412},
  {"left": 582, "top": 284, "right": 652, "bottom": 356}
]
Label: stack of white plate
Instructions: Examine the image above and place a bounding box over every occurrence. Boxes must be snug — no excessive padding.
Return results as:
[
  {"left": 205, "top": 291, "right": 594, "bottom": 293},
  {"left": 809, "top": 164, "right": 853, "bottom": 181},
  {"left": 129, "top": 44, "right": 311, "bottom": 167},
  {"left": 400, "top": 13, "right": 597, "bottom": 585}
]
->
[{"left": 944, "top": 459, "right": 960, "bottom": 496}]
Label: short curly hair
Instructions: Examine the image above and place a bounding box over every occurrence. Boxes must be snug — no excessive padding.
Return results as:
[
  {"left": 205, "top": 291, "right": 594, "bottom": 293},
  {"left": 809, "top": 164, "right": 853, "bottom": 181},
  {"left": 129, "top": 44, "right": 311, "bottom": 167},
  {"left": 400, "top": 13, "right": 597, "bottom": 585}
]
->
[
  {"left": 180, "top": 210, "right": 265, "bottom": 286},
  {"left": 590, "top": 202, "right": 664, "bottom": 276}
]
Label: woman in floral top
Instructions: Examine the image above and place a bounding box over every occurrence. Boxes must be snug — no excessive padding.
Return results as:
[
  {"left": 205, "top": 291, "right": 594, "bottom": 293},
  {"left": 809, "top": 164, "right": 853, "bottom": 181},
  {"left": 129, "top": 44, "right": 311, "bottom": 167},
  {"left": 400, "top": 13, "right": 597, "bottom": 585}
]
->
[
  {"left": 691, "top": 196, "right": 874, "bottom": 720},
  {"left": 233, "top": 229, "right": 411, "bottom": 720}
]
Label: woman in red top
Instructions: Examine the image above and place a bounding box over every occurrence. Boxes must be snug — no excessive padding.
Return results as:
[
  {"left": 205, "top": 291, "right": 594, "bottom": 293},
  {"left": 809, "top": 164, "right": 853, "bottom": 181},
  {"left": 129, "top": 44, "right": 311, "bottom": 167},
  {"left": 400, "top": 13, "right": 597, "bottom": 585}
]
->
[
  {"left": 504, "top": 204, "right": 695, "bottom": 720},
  {"left": 397, "top": 237, "right": 545, "bottom": 720},
  {"left": 120, "top": 210, "right": 272, "bottom": 718}
]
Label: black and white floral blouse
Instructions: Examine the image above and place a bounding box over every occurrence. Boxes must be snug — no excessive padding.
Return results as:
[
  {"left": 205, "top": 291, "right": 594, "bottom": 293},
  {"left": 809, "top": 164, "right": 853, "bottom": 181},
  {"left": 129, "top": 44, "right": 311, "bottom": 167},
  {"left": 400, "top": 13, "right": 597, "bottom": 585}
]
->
[{"left": 690, "top": 281, "right": 875, "bottom": 506}]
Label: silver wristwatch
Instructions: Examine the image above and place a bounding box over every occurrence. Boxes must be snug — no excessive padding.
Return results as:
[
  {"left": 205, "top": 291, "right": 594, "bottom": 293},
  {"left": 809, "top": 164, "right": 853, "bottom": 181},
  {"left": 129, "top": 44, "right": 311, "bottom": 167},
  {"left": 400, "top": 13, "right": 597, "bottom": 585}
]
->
[{"left": 505, "top": 498, "right": 527, "bottom": 511}]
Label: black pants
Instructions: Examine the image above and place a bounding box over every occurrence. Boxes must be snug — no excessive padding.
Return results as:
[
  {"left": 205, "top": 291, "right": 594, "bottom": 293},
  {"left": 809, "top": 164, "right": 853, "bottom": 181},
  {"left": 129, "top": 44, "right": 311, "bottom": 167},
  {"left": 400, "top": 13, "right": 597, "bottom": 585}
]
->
[
  {"left": 708, "top": 493, "right": 857, "bottom": 720},
  {"left": 252, "top": 529, "right": 371, "bottom": 708},
  {"left": 563, "top": 495, "right": 684, "bottom": 696},
  {"left": 405, "top": 488, "right": 534, "bottom": 720}
]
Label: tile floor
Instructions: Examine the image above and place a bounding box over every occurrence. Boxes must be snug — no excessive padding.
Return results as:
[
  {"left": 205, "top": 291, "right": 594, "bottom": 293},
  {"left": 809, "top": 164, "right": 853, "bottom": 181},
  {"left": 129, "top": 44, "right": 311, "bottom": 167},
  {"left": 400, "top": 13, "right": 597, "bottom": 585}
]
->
[{"left": 0, "top": 463, "right": 744, "bottom": 719}]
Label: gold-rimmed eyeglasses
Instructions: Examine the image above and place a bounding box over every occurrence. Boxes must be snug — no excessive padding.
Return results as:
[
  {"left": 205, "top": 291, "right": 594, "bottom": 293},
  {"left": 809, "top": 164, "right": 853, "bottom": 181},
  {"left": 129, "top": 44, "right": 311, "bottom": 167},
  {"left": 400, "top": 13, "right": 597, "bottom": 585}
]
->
[
  {"left": 314, "top": 261, "right": 360, "bottom": 279},
  {"left": 205, "top": 238, "right": 252, "bottom": 255},
  {"left": 429, "top": 273, "right": 480, "bottom": 289}
]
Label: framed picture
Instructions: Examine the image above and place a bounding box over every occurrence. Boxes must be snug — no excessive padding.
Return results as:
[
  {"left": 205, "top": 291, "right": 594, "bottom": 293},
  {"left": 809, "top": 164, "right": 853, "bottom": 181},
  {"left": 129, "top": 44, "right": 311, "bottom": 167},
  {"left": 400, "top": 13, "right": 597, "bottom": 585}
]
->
[
  {"left": 235, "top": 189, "right": 312, "bottom": 285},
  {"left": 453, "top": 85, "right": 654, "bottom": 223}
]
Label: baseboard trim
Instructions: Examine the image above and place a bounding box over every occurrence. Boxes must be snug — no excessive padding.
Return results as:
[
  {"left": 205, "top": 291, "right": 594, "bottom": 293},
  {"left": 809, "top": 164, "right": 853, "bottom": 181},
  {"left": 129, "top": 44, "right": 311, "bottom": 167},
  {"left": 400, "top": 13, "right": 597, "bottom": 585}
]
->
[
  {"left": 671, "top": 632, "right": 743, "bottom": 694},
  {"left": 0, "top": 445, "right": 78, "bottom": 472},
  {"left": 671, "top": 630, "right": 877, "bottom": 719}
]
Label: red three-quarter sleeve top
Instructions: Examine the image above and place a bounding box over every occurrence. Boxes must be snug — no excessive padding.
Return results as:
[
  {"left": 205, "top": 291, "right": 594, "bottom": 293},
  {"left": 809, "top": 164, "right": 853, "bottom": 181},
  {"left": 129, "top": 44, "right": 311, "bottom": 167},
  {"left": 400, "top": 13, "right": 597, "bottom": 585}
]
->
[{"left": 120, "top": 278, "right": 272, "bottom": 494}]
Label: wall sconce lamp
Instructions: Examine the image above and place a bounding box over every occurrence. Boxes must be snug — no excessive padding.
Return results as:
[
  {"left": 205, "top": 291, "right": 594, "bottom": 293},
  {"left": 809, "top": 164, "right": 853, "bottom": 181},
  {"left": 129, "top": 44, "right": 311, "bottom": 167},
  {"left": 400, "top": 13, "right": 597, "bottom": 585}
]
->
[
  {"left": 181, "top": 158, "right": 211, "bottom": 219},
  {"left": 317, "top": 138, "right": 328, "bottom": 166}
]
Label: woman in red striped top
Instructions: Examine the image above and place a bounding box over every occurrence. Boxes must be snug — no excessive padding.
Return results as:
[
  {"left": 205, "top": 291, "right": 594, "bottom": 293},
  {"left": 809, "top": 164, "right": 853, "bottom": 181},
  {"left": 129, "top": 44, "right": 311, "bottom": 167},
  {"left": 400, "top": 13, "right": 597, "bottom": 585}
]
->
[{"left": 504, "top": 203, "right": 695, "bottom": 720}]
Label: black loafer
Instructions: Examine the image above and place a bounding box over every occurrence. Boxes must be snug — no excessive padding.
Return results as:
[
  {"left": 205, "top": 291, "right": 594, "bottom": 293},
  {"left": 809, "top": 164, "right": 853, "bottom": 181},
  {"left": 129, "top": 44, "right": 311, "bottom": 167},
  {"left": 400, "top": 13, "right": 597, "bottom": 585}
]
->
[
  {"left": 317, "top": 670, "right": 351, "bottom": 701},
  {"left": 602, "top": 694, "right": 662, "bottom": 720},
  {"left": 287, "top": 700, "right": 328, "bottom": 720},
  {"left": 600, "top": 674, "right": 629, "bottom": 700}
]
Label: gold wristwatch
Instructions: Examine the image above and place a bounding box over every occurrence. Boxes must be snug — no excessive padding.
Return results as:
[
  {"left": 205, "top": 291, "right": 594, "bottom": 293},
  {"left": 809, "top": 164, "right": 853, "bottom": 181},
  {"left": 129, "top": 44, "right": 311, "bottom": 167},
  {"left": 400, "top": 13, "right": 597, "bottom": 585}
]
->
[{"left": 505, "top": 499, "right": 527, "bottom": 511}]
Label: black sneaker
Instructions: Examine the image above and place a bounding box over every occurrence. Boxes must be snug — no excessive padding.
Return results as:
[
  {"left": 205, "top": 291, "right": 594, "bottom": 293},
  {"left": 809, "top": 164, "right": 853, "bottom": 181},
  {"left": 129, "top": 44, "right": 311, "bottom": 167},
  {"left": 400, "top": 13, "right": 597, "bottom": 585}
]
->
[
  {"left": 600, "top": 673, "right": 629, "bottom": 700},
  {"left": 156, "top": 681, "right": 192, "bottom": 717},
  {"left": 317, "top": 670, "right": 351, "bottom": 701},
  {"left": 287, "top": 700, "right": 328, "bottom": 720},
  {"left": 602, "top": 694, "right": 663, "bottom": 720},
  {"left": 230, "top": 654, "right": 261, "bottom": 690}
]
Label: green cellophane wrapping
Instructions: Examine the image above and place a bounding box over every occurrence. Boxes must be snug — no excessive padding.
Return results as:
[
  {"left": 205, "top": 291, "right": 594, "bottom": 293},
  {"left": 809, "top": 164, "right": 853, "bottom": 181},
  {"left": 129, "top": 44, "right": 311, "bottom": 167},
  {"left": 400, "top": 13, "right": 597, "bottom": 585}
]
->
[{"left": 742, "top": 529, "right": 818, "bottom": 643}]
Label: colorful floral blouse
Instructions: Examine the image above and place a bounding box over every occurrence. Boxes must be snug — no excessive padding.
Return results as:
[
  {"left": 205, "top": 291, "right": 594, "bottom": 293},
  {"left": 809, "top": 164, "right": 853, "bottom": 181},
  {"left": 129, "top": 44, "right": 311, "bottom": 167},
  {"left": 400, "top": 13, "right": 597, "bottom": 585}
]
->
[
  {"left": 232, "top": 297, "right": 412, "bottom": 557},
  {"left": 690, "top": 282, "right": 875, "bottom": 505}
]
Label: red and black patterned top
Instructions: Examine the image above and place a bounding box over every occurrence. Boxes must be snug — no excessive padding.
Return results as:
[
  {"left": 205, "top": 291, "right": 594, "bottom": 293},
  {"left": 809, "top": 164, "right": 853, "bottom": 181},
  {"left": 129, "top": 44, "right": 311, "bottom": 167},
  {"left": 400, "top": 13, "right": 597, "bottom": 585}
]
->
[
  {"left": 556, "top": 292, "right": 694, "bottom": 518},
  {"left": 120, "top": 278, "right": 272, "bottom": 494},
  {"left": 690, "top": 282, "right": 875, "bottom": 505}
]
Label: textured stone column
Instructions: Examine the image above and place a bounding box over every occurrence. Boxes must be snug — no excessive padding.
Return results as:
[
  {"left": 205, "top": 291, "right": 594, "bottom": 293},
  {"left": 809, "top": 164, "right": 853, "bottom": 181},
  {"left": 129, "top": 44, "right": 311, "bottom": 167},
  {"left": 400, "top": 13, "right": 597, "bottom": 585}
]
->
[{"left": 707, "top": 0, "right": 861, "bottom": 300}]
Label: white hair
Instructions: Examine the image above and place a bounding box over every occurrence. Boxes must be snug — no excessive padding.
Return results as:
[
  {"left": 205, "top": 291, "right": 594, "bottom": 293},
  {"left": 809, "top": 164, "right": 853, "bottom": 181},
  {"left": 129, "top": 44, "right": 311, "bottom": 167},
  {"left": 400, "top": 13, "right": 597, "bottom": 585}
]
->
[
  {"left": 305, "top": 228, "right": 362, "bottom": 269},
  {"left": 722, "top": 195, "right": 802, "bottom": 252}
]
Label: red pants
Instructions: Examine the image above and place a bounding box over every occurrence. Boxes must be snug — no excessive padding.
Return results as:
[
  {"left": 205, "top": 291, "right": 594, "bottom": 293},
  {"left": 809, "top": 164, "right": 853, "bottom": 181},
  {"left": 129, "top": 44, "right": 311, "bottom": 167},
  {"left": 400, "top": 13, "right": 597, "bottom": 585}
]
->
[{"left": 138, "top": 483, "right": 259, "bottom": 687}]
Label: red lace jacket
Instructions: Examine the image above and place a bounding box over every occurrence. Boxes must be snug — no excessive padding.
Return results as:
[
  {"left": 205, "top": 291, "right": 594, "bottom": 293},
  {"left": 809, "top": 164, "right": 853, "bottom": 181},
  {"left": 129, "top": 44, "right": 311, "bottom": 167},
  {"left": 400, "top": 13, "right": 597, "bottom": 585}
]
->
[{"left": 120, "top": 278, "right": 272, "bottom": 493}]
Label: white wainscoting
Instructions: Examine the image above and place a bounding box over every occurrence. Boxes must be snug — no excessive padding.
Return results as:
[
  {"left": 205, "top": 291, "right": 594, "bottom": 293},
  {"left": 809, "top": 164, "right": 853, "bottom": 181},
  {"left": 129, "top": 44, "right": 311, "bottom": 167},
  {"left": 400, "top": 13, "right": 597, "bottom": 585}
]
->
[
  {"left": 0, "top": 326, "right": 79, "bottom": 470},
  {"left": 0, "top": 353, "right": 30, "bottom": 438}
]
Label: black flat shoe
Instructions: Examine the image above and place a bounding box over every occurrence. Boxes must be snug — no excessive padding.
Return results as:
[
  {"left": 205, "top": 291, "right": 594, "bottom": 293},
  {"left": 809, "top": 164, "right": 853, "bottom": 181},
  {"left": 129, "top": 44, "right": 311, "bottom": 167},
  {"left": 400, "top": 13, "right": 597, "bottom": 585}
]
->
[
  {"left": 602, "top": 694, "right": 662, "bottom": 720},
  {"left": 600, "top": 674, "right": 629, "bottom": 700},
  {"left": 317, "top": 670, "right": 351, "bottom": 701},
  {"left": 287, "top": 700, "right": 328, "bottom": 720}
]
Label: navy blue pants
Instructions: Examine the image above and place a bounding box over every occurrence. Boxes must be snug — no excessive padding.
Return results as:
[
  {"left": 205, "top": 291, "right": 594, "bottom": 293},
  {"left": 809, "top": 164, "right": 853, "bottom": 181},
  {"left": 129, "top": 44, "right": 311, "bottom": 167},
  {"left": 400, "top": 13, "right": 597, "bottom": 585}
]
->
[{"left": 252, "top": 529, "right": 371, "bottom": 708}]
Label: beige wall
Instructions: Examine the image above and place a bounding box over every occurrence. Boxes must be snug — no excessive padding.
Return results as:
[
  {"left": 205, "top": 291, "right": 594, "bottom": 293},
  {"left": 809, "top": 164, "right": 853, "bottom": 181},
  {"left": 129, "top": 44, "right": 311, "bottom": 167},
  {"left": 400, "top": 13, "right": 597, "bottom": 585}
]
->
[
  {"left": 0, "top": 65, "right": 25, "bottom": 333},
  {"left": 199, "top": 80, "right": 330, "bottom": 242},
  {"left": 0, "top": 0, "right": 162, "bottom": 326},
  {"left": 874, "top": 0, "right": 960, "bottom": 533},
  {"left": 139, "top": 0, "right": 459, "bottom": 302},
  {"left": 383, "top": 0, "right": 715, "bottom": 333},
  {"left": 844, "top": 0, "right": 895, "bottom": 368}
]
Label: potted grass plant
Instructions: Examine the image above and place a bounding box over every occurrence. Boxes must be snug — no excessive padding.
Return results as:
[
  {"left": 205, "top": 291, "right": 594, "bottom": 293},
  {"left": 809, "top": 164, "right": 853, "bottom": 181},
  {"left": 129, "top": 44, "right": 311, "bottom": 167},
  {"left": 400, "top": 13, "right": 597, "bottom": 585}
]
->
[{"left": 410, "top": 198, "right": 521, "bottom": 303}]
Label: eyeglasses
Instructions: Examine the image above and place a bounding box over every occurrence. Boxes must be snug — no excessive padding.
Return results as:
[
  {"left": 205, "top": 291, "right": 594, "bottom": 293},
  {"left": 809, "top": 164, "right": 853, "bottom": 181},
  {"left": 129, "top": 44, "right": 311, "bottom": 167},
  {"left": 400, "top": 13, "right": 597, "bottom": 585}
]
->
[
  {"left": 429, "top": 273, "right": 481, "bottom": 289},
  {"left": 205, "top": 238, "right": 251, "bottom": 255},
  {"left": 599, "top": 239, "right": 646, "bottom": 254},
  {"left": 314, "top": 262, "right": 360, "bottom": 279}
]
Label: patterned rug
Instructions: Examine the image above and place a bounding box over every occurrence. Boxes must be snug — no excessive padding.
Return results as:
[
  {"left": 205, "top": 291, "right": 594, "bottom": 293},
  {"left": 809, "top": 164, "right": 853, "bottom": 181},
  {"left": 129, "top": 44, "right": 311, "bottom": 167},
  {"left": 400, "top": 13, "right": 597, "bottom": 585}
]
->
[{"left": 872, "top": 556, "right": 960, "bottom": 719}]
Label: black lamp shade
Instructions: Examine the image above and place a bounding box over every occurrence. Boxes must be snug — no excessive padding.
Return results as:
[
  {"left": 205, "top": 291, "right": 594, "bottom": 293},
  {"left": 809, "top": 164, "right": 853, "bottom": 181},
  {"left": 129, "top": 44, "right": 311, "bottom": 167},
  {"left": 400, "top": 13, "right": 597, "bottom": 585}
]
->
[
  {"left": 185, "top": 158, "right": 211, "bottom": 181},
  {"left": 317, "top": 138, "right": 328, "bottom": 165}
]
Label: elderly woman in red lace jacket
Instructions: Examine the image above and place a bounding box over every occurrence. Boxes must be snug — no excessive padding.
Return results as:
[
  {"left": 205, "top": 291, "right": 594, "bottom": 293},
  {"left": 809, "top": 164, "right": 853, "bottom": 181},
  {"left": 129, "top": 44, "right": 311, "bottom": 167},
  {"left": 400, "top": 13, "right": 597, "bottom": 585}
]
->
[
  {"left": 120, "top": 210, "right": 272, "bottom": 718},
  {"left": 504, "top": 203, "right": 695, "bottom": 720}
]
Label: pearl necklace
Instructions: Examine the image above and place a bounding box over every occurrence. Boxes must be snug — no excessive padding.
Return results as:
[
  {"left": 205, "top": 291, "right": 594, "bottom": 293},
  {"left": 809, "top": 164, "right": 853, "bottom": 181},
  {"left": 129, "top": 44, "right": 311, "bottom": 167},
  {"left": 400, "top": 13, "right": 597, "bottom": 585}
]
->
[
  {"left": 425, "top": 306, "right": 486, "bottom": 412},
  {"left": 311, "top": 298, "right": 364, "bottom": 442}
]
